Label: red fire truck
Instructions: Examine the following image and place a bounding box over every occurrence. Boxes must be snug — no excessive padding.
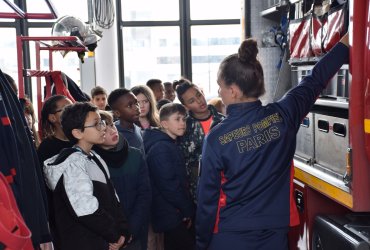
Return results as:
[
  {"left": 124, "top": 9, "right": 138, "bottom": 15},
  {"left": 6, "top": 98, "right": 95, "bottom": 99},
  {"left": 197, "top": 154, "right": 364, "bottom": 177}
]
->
[{"left": 286, "top": 0, "right": 370, "bottom": 249}]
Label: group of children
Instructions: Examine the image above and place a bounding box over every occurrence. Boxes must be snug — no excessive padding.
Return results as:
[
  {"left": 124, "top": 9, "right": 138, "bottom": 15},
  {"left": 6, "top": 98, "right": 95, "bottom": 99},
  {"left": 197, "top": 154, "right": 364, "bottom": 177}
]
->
[
  {"left": 36, "top": 77, "right": 224, "bottom": 250},
  {"left": 5, "top": 32, "right": 349, "bottom": 250}
]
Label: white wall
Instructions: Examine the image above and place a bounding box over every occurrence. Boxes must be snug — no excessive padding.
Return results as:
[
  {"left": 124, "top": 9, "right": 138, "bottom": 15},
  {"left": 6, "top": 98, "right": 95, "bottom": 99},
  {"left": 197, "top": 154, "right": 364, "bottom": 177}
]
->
[{"left": 94, "top": 1, "right": 120, "bottom": 94}]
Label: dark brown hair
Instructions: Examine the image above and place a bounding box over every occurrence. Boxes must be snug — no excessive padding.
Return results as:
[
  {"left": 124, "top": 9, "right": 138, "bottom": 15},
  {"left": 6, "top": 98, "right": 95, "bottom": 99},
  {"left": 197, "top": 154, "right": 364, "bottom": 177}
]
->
[
  {"left": 61, "top": 102, "right": 98, "bottom": 144},
  {"left": 91, "top": 86, "right": 107, "bottom": 98},
  {"left": 20, "top": 97, "right": 40, "bottom": 147},
  {"left": 131, "top": 85, "right": 160, "bottom": 127},
  {"left": 218, "top": 38, "right": 265, "bottom": 98},
  {"left": 3, "top": 73, "right": 18, "bottom": 95},
  {"left": 99, "top": 110, "right": 114, "bottom": 125},
  {"left": 146, "top": 79, "right": 162, "bottom": 89},
  {"left": 173, "top": 78, "right": 197, "bottom": 104},
  {"left": 41, "top": 95, "right": 68, "bottom": 139},
  {"left": 159, "top": 103, "right": 187, "bottom": 122}
]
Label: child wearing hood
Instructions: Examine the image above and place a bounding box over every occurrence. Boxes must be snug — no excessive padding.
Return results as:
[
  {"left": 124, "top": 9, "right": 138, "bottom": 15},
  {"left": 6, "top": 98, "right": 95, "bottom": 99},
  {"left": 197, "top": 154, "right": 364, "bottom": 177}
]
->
[
  {"left": 43, "top": 102, "right": 129, "bottom": 250},
  {"left": 143, "top": 103, "right": 195, "bottom": 250}
]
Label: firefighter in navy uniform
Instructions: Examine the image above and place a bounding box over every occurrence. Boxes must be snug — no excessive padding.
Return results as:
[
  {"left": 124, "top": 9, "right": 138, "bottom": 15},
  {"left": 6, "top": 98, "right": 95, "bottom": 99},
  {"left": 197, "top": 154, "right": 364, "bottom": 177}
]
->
[{"left": 195, "top": 34, "right": 349, "bottom": 250}]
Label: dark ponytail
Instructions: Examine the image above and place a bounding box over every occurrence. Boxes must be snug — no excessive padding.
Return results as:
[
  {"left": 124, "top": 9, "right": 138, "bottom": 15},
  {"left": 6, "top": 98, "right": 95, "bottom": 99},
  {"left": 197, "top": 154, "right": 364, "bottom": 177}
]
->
[
  {"left": 238, "top": 39, "right": 259, "bottom": 63},
  {"left": 218, "top": 38, "right": 265, "bottom": 98},
  {"left": 41, "top": 95, "right": 67, "bottom": 139},
  {"left": 173, "top": 78, "right": 196, "bottom": 104}
]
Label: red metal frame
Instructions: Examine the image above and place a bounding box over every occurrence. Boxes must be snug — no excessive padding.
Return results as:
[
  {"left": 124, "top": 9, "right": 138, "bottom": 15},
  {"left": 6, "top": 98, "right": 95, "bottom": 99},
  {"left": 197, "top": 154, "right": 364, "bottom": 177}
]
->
[
  {"left": 349, "top": 0, "right": 370, "bottom": 210},
  {"left": 16, "top": 36, "right": 86, "bottom": 133},
  {"left": 0, "top": 0, "right": 58, "bottom": 19}
]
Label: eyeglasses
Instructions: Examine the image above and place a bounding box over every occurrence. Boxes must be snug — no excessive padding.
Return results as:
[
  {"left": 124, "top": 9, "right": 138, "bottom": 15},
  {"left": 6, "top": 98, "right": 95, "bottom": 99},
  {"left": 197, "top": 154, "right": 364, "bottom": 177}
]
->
[{"left": 83, "top": 120, "right": 106, "bottom": 131}]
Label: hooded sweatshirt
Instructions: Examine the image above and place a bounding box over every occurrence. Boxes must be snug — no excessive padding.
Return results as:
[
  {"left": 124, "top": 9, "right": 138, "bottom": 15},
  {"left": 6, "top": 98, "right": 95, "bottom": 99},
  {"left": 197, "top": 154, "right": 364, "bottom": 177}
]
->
[
  {"left": 143, "top": 128, "right": 194, "bottom": 232},
  {"left": 93, "top": 134, "right": 151, "bottom": 247},
  {"left": 43, "top": 147, "right": 128, "bottom": 250}
]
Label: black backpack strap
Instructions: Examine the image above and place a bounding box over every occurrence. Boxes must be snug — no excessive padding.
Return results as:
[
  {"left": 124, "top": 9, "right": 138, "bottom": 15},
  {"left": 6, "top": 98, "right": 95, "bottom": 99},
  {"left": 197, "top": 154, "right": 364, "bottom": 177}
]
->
[{"left": 49, "top": 147, "right": 79, "bottom": 166}]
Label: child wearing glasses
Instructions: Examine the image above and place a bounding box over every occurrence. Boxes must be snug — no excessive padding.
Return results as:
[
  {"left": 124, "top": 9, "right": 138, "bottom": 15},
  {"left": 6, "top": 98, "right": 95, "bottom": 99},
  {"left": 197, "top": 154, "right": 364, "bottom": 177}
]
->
[
  {"left": 108, "top": 88, "right": 145, "bottom": 154},
  {"left": 43, "top": 102, "right": 129, "bottom": 250},
  {"left": 93, "top": 110, "right": 151, "bottom": 250},
  {"left": 143, "top": 103, "right": 195, "bottom": 250}
]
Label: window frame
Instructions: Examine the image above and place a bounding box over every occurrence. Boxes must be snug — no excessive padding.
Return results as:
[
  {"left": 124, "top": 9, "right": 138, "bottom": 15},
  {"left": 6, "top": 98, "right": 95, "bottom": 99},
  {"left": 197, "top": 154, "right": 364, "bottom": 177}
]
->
[
  {"left": 116, "top": 0, "right": 240, "bottom": 88},
  {"left": 0, "top": 0, "right": 244, "bottom": 96}
]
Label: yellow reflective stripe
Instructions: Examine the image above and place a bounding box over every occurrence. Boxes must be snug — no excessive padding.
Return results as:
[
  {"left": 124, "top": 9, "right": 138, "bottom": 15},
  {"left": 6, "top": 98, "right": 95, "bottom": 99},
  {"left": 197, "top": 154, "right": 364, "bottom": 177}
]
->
[
  {"left": 365, "top": 119, "right": 370, "bottom": 134},
  {"left": 294, "top": 167, "right": 353, "bottom": 209}
]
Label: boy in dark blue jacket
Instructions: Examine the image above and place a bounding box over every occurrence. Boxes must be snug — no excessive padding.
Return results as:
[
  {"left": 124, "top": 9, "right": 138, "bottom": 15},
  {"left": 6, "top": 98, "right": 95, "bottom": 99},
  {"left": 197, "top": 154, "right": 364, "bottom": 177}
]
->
[{"left": 143, "top": 103, "right": 195, "bottom": 250}]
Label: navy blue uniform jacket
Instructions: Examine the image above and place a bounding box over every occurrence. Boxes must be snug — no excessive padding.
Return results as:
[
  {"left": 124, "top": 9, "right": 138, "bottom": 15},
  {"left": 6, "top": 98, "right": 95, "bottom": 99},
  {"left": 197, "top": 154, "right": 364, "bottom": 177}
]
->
[
  {"left": 195, "top": 42, "right": 349, "bottom": 249},
  {"left": 143, "top": 128, "right": 194, "bottom": 232}
]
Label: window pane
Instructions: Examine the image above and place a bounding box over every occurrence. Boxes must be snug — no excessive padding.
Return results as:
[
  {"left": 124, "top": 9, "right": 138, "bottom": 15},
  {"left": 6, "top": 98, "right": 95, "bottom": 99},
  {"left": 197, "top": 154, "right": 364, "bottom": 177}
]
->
[
  {"left": 122, "top": 26, "right": 181, "bottom": 89},
  {"left": 0, "top": 0, "right": 15, "bottom": 22},
  {"left": 27, "top": 0, "right": 88, "bottom": 22},
  {"left": 122, "top": 0, "right": 179, "bottom": 21},
  {"left": 0, "top": 28, "right": 17, "bottom": 83},
  {"left": 191, "top": 25, "right": 241, "bottom": 98},
  {"left": 190, "top": 0, "right": 241, "bottom": 20}
]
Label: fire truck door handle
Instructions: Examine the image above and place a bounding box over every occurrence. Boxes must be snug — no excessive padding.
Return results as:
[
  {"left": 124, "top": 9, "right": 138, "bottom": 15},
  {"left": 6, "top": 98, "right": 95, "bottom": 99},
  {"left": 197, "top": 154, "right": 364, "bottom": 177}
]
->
[
  {"left": 318, "top": 120, "right": 329, "bottom": 133},
  {"left": 333, "top": 123, "right": 346, "bottom": 137}
]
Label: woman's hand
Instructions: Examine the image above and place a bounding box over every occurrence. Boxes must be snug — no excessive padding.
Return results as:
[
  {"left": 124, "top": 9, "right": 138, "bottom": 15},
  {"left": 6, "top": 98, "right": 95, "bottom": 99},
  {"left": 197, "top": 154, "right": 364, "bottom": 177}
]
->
[{"left": 109, "top": 235, "right": 125, "bottom": 250}]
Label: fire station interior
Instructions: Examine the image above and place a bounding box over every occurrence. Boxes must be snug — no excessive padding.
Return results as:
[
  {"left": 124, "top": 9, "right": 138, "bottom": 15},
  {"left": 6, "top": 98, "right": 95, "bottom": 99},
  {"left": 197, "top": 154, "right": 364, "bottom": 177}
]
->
[{"left": 1, "top": 0, "right": 370, "bottom": 249}]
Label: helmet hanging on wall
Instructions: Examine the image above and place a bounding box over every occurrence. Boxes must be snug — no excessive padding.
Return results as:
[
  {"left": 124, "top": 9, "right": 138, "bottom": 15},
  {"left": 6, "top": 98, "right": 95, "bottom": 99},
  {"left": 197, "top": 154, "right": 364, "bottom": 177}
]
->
[{"left": 51, "top": 15, "right": 102, "bottom": 62}]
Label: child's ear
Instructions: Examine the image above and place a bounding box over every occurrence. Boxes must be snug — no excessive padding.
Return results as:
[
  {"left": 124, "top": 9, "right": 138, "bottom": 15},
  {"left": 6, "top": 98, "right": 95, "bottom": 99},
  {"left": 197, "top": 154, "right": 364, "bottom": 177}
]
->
[
  {"left": 160, "top": 120, "right": 168, "bottom": 129},
  {"left": 48, "top": 113, "right": 57, "bottom": 123},
  {"left": 71, "top": 128, "right": 83, "bottom": 141}
]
